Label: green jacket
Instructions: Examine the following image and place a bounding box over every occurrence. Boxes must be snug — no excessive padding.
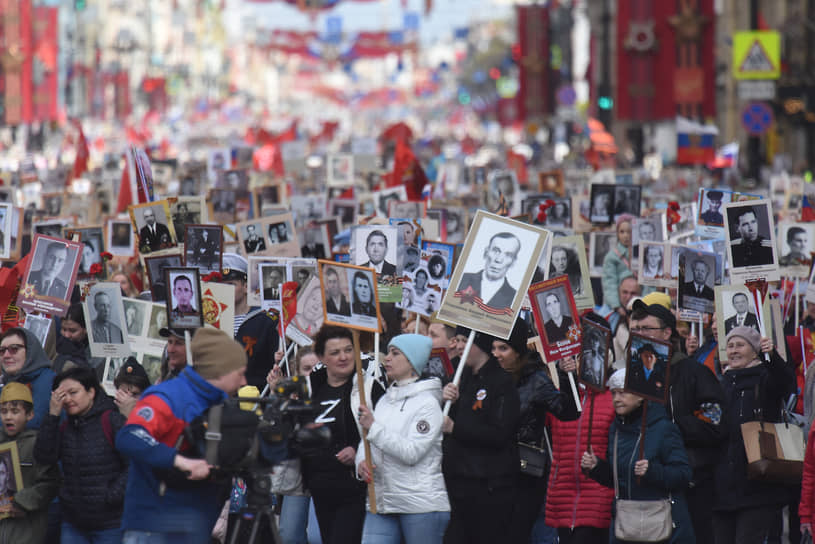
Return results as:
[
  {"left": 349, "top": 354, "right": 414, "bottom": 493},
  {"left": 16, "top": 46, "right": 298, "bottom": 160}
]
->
[
  {"left": 0, "top": 428, "right": 60, "bottom": 544},
  {"left": 601, "top": 241, "right": 633, "bottom": 310}
]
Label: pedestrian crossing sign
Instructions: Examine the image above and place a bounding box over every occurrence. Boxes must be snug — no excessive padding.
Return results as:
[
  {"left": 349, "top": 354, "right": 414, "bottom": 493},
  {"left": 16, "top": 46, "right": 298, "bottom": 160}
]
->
[{"left": 733, "top": 31, "right": 780, "bottom": 80}]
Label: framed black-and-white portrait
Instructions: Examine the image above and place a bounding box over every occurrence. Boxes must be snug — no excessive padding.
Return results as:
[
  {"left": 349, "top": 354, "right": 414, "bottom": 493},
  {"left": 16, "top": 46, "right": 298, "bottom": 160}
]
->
[
  {"left": 588, "top": 231, "right": 615, "bottom": 276},
  {"left": 487, "top": 170, "right": 520, "bottom": 215},
  {"left": 33, "top": 219, "right": 69, "bottom": 239},
  {"left": 300, "top": 224, "right": 331, "bottom": 260},
  {"left": 123, "top": 298, "right": 149, "bottom": 337},
  {"left": 589, "top": 184, "right": 615, "bottom": 225},
  {"left": 0, "top": 442, "right": 24, "bottom": 519},
  {"left": 350, "top": 224, "right": 402, "bottom": 302},
  {"left": 210, "top": 189, "right": 237, "bottom": 218},
  {"left": 530, "top": 275, "right": 582, "bottom": 361},
  {"left": 18, "top": 235, "right": 82, "bottom": 316},
  {"left": 23, "top": 314, "right": 51, "bottom": 348},
  {"left": 144, "top": 252, "right": 183, "bottom": 302},
  {"left": 328, "top": 198, "right": 357, "bottom": 227},
  {"left": 579, "top": 317, "right": 610, "bottom": 392},
  {"left": 777, "top": 222, "right": 814, "bottom": 278},
  {"left": 253, "top": 183, "right": 285, "bottom": 217},
  {"left": 389, "top": 200, "right": 425, "bottom": 220},
  {"left": 545, "top": 235, "right": 594, "bottom": 310},
  {"left": 184, "top": 225, "right": 223, "bottom": 275},
  {"left": 290, "top": 195, "right": 327, "bottom": 226},
  {"left": 438, "top": 210, "right": 548, "bottom": 340},
  {"left": 171, "top": 196, "right": 205, "bottom": 244},
  {"left": 632, "top": 213, "right": 667, "bottom": 266},
  {"left": 107, "top": 220, "right": 134, "bottom": 257},
  {"left": 220, "top": 169, "right": 249, "bottom": 192},
  {"left": 319, "top": 260, "right": 382, "bottom": 332},
  {"left": 165, "top": 267, "right": 203, "bottom": 330},
  {"left": 714, "top": 285, "right": 761, "bottom": 363},
  {"left": 260, "top": 263, "right": 286, "bottom": 309},
  {"left": 84, "top": 282, "right": 130, "bottom": 358},
  {"left": 625, "top": 333, "right": 672, "bottom": 403},
  {"left": 724, "top": 199, "right": 779, "bottom": 283},
  {"left": 639, "top": 242, "right": 668, "bottom": 287},
  {"left": 677, "top": 248, "right": 717, "bottom": 315},
  {"left": 128, "top": 200, "right": 178, "bottom": 255},
  {"left": 207, "top": 147, "right": 230, "bottom": 184},
  {"left": 612, "top": 185, "right": 642, "bottom": 219},
  {"left": 373, "top": 186, "right": 408, "bottom": 217},
  {"left": 73, "top": 226, "right": 105, "bottom": 278},
  {"left": 696, "top": 188, "right": 731, "bottom": 229}
]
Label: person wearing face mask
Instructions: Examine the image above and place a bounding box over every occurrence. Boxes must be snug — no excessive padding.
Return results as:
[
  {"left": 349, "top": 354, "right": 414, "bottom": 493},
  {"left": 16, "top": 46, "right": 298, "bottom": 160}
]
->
[
  {"left": 601, "top": 215, "right": 634, "bottom": 311},
  {"left": 0, "top": 328, "right": 56, "bottom": 430},
  {"left": 713, "top": 327, "right": 796, "bottom": 543},
  {"left": 355, "top": 334, "right": 450, "bottom": 544},
  {"left": 33, "top": 366, "right": 128, "bottom": 543},
  {"left": 581, "top": 368, "right": 695, "bottom": 543},
  {"left": 490, "top": 321, "right": 578, "bottom": 543}
]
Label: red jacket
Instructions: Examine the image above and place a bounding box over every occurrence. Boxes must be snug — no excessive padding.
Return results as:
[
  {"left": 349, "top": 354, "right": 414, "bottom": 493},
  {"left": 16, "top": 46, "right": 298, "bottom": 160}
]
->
[
  {"left": 545, "top": 389, "right": 616, "bottom": 529},
  {"left": 800, "top": 424, "right": 815, "bottom": 525}
]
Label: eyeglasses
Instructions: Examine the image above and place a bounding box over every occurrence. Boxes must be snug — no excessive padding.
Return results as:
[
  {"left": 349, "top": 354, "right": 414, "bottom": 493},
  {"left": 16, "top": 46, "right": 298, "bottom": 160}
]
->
[
  {"left": 630, "top": 326, "right": 666, "bottom": 333},
  {"left": 0, "top": 345, "right": 24, "bottom": 355}
]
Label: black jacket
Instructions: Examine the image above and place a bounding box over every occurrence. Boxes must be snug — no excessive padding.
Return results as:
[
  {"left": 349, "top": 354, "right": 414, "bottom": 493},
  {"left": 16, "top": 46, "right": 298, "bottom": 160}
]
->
[
  {"left": 300, "top": 366, "right": 384, "bottom": 497},
  {"left": 665, "top": 354, "right": 728, "bottom": 479},
  {"left": 516, "top": 359, "right": 578, "bottom": 447},
  {"left": 34, "top": 393, "right": 128, "bottom": 530},
  {"left": 443, "top": 358, "right": 521, "bottom": 489},
  {"left": 713, "top": 350, "right": 796, "bottom": 511},
  {"left": 236, "top": 308, "right": 281, "bottom": 389}
]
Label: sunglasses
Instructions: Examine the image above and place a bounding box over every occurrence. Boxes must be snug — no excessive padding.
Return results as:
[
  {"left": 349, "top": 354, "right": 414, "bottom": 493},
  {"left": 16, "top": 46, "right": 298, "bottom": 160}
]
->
[{"left": 0, "top": 344, "right": 24, "bottom": 355}]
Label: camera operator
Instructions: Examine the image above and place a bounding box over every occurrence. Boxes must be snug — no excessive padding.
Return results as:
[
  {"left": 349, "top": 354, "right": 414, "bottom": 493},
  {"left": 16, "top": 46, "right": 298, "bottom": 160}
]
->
[
  {"left": 302, "top": 325, "right": 384, "bottom": 544},
  {"left": 115, "top": 328, "right": 248, "bottom": 543}
]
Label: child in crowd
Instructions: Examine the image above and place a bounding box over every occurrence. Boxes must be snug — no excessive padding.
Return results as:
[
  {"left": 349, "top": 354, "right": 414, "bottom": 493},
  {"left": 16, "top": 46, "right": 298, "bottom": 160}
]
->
[
  {"left": 112, "top": 357, "right": 151, "bottom": 417},
  {"left": 0, "top": 382, "right": 59, "bottom": 542}
]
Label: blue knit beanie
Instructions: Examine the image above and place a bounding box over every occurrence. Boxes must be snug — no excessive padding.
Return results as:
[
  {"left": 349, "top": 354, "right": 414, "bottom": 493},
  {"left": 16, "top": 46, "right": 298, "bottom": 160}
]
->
[{"left": 388, "top": 334, "right": 433, "bottom": 376}]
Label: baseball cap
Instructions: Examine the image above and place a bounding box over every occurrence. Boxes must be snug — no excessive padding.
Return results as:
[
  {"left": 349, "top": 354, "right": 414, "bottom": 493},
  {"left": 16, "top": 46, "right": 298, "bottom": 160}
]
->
[{"left": 631, "top": 299, "right": 676, "bottom": 331}]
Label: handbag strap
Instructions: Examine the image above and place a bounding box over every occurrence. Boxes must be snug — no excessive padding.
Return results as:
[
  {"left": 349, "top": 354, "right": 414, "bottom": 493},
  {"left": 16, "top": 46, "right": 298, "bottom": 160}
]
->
[{"left": 613, "top": 429, "right": 619, "bottom": 499}]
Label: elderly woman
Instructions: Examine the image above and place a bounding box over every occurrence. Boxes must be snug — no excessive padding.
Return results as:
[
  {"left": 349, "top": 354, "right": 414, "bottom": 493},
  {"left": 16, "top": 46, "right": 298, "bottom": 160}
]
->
[
  {"left": 356, "top": 334, "right": 449, "bottom": 544},
  {"left": 713, "top": 327, "right": 796, "bottom": 544},
  {"left": 601, "top": 214, "right": 634, "bottom": 310},
  {"left": 581, "top": 368, "right": 695, "bottom": 543}
]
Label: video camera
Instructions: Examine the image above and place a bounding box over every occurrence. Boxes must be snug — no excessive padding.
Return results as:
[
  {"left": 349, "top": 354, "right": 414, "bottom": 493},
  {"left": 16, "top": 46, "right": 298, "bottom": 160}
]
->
[{"left": 166, "top": 376, "right": 330, "bottom": 488}]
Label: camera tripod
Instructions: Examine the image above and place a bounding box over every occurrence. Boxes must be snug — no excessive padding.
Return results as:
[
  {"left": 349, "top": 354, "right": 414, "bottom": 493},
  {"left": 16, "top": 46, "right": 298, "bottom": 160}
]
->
[{"left": 227, "top": 473, "right": 282, "bottom": 544}]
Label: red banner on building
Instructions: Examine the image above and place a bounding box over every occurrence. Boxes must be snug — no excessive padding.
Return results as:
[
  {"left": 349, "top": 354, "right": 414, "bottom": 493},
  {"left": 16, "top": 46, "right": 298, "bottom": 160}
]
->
[
  {"left": 615, "top": 0, "right": 715, "bottom": 121},
  {"left": 0, "top": 0, "right": 32, "bottom": 125},
  {"left": 31, "top": 6, "right": 58, "bottom": 122},
  {"left": 516, "top": 5, "right": 549, "bottom": 122}
]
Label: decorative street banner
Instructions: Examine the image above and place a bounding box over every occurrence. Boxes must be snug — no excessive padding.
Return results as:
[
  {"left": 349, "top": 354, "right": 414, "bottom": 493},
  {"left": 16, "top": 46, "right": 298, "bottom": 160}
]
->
[{"left": 516, "top": 4, "right": 550, "bottom": 121}]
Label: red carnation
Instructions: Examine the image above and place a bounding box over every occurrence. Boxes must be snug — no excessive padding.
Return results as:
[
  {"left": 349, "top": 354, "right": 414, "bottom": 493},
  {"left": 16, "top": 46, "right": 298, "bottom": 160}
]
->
[
  {"left": 89, "top": 263, "right": 103, "bottom": 275},
  {"left": 203, "top": 271, "right": 223, "bottom": 282},
  {"left": 100, "top": 251, "right": 113, "bottom": 261}
]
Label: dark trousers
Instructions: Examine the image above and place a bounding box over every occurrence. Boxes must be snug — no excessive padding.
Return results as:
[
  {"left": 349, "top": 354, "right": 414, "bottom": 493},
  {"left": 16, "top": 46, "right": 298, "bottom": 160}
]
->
[
  {"left": 312, "top": 490, "right": 365, "bottom": 544},
  {"left": 557, "top": 527, "right": 609, "bottom": 544},
  {"left": 712, "top": 506, "right": 781, "bottom": 544},
  {"left": 507, "top": 473, "right": 546, "bottom": 543},
  {"left": 686, "top": 478, "right": 714, "bottom": 544},
  {"left": 444, "top": 479, "right": 514, "bottom": 544}
]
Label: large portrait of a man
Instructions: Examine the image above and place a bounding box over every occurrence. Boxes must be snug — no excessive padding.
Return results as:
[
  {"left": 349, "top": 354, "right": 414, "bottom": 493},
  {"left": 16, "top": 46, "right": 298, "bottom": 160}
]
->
[
  {"left": 677, "top": 250, "right": 717, "bottom": 315},
  {"left": 724, "top": 200, "right": 779, "bottom": 282},
  {"left": 85, "top": 282, "right": 131, "bottom": 358},
  {"left": 129, "top": 200, "right": 177, "bottom": 254},
  {"left": 778, "top": 223, "right": 814, "bottom": 277},
  {"left": 18, "top": 235, "right": 82, "bottom": 316},
  {"left": 438, "top": 211, "right": 548, "bottom": 340},
  {"left": 529, "top": 275, "right": 581, "bottom": 361},
  {"left": 350, "top": 225, "right": 402, "bottom": 303},
  {"left": 165, "top": 267, "right": 203, "bottom": 330}
]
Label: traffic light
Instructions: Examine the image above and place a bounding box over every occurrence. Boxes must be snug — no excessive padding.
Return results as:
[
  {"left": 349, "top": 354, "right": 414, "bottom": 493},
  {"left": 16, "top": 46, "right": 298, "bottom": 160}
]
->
[
  {"left": 598, "top": 95, "right": 613, "bottom": 110},
  {"left": 75, "top": 0, "right": 86, "bottom": 10}
]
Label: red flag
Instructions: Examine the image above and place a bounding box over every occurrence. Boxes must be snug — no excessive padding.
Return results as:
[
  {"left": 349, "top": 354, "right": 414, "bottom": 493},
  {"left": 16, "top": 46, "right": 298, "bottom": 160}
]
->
[
  {"left": 253, "top": 144, "right": 285, "bottom": 177},
  {"left": 281, "top": 281, "right": 299, "bottom": 331},
  {"left": 70, "top": 119, "right": 89, "bottom": 184},
  {"left": 387, "top": 139, "right": 428, "bottom": 200},
  {"left": 115, "top": 159, "right": 133, "bottom": 214},
  {"left": 506, "top": 149, "right": 528, "bottom": 184}
]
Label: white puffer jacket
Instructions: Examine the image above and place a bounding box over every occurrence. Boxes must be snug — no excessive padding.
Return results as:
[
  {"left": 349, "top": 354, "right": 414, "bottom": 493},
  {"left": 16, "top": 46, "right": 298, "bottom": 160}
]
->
[{"left": 355, "top": 377, "right": 450, "bottom": 514}]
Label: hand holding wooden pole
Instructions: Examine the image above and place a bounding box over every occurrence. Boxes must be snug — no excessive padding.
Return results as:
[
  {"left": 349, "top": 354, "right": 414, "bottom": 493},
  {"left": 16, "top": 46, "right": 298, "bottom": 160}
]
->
[
  {"left": 352, "top": 330, "right": 377, "bottom": 514},
  {"left": 443, "top": 330, "right": 475, "bottom": 416}
]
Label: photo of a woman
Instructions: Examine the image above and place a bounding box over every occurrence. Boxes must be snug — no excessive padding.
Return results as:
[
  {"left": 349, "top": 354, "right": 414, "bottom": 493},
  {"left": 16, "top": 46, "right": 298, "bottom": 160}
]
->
[
  {"left": 642, "top": 244, "right": 664, "bottom": 279},
  {"left": 351, "top": 271, "right": 377, "bottom": 317}
]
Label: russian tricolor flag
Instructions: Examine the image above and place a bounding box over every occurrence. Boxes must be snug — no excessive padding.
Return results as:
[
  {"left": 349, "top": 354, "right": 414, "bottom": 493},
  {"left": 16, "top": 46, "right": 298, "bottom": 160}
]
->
[{"left": 676, "top": 117, "right": 717, "bottom": 165}]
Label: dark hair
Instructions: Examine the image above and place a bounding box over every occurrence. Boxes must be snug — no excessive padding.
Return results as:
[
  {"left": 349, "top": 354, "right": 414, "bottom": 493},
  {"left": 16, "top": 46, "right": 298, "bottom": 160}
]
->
[
  {"left": 487, "top": 231, "right": 520, "bottom": 249},
  {"left": 83, "top": 240, "right": 96, "bottom": 251},
  {"left": 732, "top": 292, "right": 748, "bottom": 304},
  {"left": 314, "top": 325, "right": 353, "bottom": 356},
  {"left": 0, "top": 328, "right": 27, "bottom": 350},
  {"left": 366, "top": 230, "right": 388, "bottom": 248},
  {"left": 52, "top": 366, "right": 103, "bottom": 399},
  {"left": 45, "top": 241, "right": 67, "bottom": 256},
  {"left": 735, "top": 207, "right": 758, "bottom": 224},
  {"left": 629, "top": 308, "right": 682, "bottom": 354},
  {"left": 113, "top": 357, "right": 150, "bottom": 392},
  {"left": 428, "top": 254, "right": 445, "bottom": 279},
  {"left": 325, "top": 267, "right": 339, "bottom": 279},
  {"left": 293, "top": 347, "right": 315, "bottom": 375},
  {"left": 415, "top": 269, "right": 428, "bottom": 281},
  {"left": 64, "top": 303, "right": 87, "bottom": 328},
  {"left": 352, "top": 271, "right": 373, "bottom": 304},
  {"left": 173, "top": 275, "right": 192, "bottom": 289},
  {"left": 1, "top": 399, "right": 33, "bottom": 414},
  {"left": 787, "top": 226, "right": 806, "bottom": 243}
]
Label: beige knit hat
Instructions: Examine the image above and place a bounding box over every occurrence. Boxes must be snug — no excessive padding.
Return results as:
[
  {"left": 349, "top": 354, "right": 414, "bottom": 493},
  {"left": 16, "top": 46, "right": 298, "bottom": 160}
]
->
[{"left": 191, "top": 327, "right": 247, "bottom": 380}]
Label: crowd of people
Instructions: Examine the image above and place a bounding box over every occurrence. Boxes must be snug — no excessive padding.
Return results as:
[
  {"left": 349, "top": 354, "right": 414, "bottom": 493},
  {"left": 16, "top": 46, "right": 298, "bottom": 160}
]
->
[{"left": 3, "top": 136, "right": 815, "bottom": 544}]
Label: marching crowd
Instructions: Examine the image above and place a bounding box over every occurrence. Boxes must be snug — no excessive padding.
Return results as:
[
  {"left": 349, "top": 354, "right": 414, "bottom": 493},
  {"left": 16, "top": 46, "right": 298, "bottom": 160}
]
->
[{"left": 1, "top": 168, "right": 815, "bottom": 544}]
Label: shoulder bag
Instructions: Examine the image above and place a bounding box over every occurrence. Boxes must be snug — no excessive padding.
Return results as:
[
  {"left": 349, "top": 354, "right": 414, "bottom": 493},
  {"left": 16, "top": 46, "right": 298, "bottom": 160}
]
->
[{"left": 612, "top": 430, "right": 673, "bottom": 542}]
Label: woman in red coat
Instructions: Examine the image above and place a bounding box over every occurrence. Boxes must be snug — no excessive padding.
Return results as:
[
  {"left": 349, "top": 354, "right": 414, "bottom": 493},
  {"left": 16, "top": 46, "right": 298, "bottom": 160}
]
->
[{"left": 545, "top": 378, "right": 615, "bottom": 543}]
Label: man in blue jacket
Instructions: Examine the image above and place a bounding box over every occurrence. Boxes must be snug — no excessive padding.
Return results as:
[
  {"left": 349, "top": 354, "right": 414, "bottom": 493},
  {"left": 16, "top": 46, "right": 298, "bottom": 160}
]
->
[{"left": 116, "top": 328, "right": 247, "bottom": 543}]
